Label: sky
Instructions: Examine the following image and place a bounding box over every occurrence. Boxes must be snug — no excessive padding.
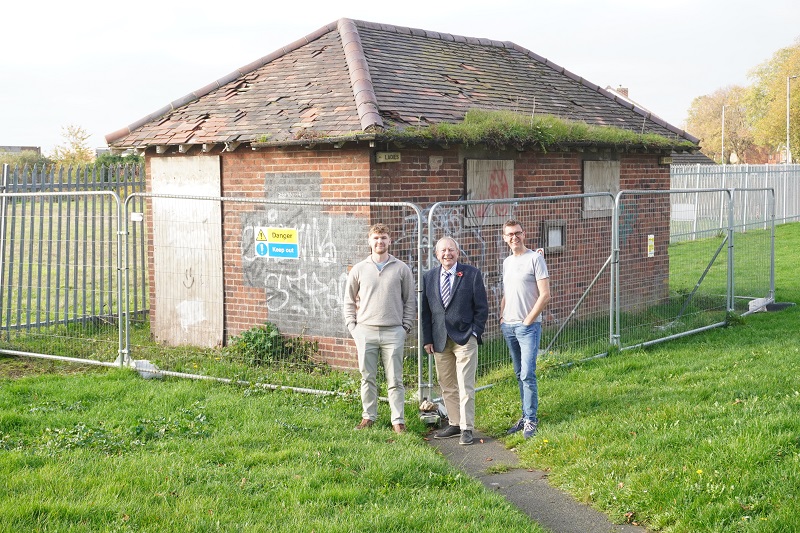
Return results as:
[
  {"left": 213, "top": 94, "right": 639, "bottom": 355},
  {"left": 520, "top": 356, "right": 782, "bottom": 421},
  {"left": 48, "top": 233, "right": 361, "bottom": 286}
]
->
[{"left": 3, "top": 0, "right": 799, "bottom": 155}]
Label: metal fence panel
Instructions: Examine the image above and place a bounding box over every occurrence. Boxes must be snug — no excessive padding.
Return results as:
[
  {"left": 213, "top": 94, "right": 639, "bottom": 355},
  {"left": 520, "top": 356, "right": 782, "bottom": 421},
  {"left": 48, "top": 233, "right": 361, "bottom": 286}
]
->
[
  {"left": 730, "top": 188, "right": 775, "bottom": 314},
  {"left": 0, "top": 163, "right": 145, "bottom": 366},
  {"left": 0, "top": 163, "right": 778, "bottom": 397},
  {"left": 123, "top": 194, "right": 424, "bottom": 392},
  {"left": 0, "top": 190, "right": 124, "bottom": 363},
  {"left": 671, "top": 163, "right": 800, "bottom": 226},
  {"left": 613, "top": 188, "right": 774, "bottom": 351},
  {"left": 615, "top": 190, "right": 731, "bottom": 349},
  {"left": 426, "top": 194, "right": 615, "bottom": 382}
]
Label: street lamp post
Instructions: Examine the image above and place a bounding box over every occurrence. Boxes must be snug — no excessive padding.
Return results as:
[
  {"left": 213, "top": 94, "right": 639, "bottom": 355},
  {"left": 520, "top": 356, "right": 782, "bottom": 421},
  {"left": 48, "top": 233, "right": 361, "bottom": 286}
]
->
[
  {"left": 788, "top": 75, "right": 798, "bottom": 164},
  {"left": 721, "top": 105, "right": 727, "bottom": 164}
]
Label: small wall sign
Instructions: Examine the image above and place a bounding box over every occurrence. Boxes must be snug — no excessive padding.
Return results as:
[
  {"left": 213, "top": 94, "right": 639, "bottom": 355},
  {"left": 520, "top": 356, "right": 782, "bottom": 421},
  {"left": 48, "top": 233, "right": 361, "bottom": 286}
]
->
[
  {"left": 376, "top": 152, "right": 401, "bottom": 163},
  {"left": 255, "top": 227, "right": 299, "bottom": 259}
]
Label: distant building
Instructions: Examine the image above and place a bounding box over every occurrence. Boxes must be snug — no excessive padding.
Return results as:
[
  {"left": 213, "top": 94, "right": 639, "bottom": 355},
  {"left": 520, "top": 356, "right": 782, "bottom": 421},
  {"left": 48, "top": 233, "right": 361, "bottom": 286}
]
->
[
  {"left": 0, "top": 146, "right": 41, "bottom": 155},
  {"left": 670, "top": 151, "right": 716, "bottom": 165}
]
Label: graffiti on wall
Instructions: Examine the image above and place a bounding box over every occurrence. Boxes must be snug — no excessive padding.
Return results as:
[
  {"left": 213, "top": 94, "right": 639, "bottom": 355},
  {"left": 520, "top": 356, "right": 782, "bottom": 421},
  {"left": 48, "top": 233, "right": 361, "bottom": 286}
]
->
[{"left": 240, "top": 172, "right": 365, "bottom": 336}]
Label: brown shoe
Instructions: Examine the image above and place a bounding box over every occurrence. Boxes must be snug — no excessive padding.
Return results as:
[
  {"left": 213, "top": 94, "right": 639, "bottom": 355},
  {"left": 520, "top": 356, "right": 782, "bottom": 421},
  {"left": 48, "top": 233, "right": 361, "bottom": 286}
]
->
[
  {"left": 392, "top": 423, "right": 406, "bottom": 434},
  {"left": 354, "top": 419, "right": 374, "bottom": 430}
]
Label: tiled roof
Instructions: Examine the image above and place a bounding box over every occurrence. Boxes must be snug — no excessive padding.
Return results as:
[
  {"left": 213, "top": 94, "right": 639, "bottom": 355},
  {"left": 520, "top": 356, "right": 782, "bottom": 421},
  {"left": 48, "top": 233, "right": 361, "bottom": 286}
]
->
[
  {"left": 106, "top": 18, "right": 698, "bottom": 149},
  {"left": 670, "top": 151, "right": 716, "bottom": 165}
]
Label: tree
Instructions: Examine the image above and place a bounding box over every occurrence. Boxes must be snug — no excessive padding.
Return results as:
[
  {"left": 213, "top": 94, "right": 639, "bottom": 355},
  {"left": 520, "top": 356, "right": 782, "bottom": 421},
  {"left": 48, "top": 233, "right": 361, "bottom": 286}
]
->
[
  {"left": 50, "top": 125, "right": 94, "bottom": 167},
  {"left": 95, "top": 151, "right": 144, "bottom": 167},
  {"left": 686, "top": 86, "right": 754, "bottom": 163},
  {"left": 747, "top": 38, "right": 800, "bottom": 160},
  {"left": 0, "top": 149, "right": 52, "bottom": 170}
]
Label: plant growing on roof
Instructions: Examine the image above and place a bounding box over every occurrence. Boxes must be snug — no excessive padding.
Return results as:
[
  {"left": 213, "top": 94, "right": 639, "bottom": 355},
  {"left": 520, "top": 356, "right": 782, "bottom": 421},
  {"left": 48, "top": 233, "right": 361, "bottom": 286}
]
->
[{"left": 380, "top": 109, "right": 696, "bottom": 152}]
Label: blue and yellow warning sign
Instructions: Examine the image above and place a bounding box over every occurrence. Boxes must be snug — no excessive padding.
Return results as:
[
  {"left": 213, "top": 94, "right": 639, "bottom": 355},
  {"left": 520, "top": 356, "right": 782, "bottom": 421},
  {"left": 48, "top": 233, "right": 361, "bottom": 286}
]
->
[{"left": 254, "top": 227, "right": 299, "bottom": 259}]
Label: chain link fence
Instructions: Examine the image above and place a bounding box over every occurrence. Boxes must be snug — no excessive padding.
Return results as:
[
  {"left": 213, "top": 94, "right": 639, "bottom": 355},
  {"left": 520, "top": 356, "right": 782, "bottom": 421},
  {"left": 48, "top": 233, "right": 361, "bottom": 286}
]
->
[{"left": 0, "top": 164, "right": 777, "bottom": 400}]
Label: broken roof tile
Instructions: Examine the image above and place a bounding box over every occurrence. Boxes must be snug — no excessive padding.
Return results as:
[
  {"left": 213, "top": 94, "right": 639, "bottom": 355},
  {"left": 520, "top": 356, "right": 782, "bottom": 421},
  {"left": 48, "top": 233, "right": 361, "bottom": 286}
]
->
[{"left": 106, "top": 18, "right": 698, "bottom": 149}]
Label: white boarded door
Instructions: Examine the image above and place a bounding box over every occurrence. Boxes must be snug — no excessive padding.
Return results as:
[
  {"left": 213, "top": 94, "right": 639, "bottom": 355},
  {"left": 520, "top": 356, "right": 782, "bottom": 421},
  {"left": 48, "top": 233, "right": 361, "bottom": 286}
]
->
[
  {"left": 465, "top": 159, "right": 514, "bottom": 226},
  {"left": 150, "top": 156, "right": 223, "bottom": 347}
]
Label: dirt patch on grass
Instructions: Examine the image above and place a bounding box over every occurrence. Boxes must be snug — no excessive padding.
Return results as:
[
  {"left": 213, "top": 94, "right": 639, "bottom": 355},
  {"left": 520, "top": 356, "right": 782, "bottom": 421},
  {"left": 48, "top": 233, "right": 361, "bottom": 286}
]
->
[{"left": 0, "top": 355, "right": 105, "bottom": 379}]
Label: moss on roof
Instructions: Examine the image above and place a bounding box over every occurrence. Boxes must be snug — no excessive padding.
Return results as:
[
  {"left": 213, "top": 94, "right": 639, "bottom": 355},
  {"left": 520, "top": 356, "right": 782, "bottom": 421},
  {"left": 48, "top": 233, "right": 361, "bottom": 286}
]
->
[{"left": 378, "top": 109, "right": 696, "bottom": 152}]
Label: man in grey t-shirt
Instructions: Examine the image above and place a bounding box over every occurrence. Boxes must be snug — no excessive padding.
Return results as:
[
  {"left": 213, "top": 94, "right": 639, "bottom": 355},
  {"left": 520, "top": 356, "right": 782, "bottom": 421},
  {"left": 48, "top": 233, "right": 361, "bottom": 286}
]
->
[{"left": 500, "top": 219, "right": 551, "bottom": 439}]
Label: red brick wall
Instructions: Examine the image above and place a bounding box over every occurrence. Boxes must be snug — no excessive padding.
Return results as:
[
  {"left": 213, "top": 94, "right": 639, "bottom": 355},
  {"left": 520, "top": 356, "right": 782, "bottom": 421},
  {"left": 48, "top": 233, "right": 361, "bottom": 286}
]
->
[
  {"left": 219, "top": 146, "right": 372, "bottom": 368},
  {"left": 618, "top": 155, "right": 672, "bottom": 311},
  {"left": 144, "top": 147, "right": 670, "bottom": 369}
]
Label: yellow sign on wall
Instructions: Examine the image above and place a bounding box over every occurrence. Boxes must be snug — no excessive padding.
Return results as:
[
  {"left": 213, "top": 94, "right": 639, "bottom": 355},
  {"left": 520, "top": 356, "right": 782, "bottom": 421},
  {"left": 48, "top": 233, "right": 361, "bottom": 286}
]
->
[
  {"left": 254, "top": 226, "right": 299, "bottom": 258},
  {"left": 268, "top": 228, "right": 297, "bottom": 243}
]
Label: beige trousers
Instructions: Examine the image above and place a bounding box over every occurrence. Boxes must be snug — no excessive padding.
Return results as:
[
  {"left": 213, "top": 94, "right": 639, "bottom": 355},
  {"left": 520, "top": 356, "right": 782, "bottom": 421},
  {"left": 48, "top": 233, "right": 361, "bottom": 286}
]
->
[
  {"left": 352, "top": 324, "right": 406, "bottom": 425},
  {"left": 434, "top": 335, "right": 478, "bottom": 430}
]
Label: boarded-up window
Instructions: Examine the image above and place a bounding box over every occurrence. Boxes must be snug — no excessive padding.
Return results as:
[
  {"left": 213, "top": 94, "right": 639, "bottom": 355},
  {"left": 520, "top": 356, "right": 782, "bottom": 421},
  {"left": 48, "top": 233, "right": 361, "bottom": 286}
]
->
[
  {"left": 583, "top": 160, "right": 619, "bottom": 218},
  {"left": 150, "top": 156, "right": 224, "bottom": 348},
  {"left": 465, "top": 159, "right": 514, "bottom": 226}
]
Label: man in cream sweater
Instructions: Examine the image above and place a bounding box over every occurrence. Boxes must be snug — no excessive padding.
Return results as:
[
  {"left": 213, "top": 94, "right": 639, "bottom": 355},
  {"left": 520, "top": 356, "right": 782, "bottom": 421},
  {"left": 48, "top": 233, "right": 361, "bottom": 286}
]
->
[{"left": 344, "top": 223, "right": 416, "bottom": 433}]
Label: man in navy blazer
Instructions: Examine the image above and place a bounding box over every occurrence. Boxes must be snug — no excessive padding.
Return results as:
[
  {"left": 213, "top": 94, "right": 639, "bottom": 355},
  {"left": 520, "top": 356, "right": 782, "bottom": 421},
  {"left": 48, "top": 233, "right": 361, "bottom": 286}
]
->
[{"left": 421, "top": 236, "right": 488, "bottom": 445}]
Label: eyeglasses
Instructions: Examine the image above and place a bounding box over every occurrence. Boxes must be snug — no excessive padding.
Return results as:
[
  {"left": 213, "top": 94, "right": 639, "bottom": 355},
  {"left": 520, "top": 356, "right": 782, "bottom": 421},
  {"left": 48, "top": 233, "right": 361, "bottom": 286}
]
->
[{"left": 503, "top": 231, "right": 524, "bottom": 238}]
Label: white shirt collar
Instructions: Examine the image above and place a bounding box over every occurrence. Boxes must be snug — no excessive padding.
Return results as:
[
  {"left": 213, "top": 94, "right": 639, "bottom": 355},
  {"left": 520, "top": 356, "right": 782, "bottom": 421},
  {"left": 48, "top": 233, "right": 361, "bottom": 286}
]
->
[{"left": 441, "top": 263, "right": 458, "bottom": 277}]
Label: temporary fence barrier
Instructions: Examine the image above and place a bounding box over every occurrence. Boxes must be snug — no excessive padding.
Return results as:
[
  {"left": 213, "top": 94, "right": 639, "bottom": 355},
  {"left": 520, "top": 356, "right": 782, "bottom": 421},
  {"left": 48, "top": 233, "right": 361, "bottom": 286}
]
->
[
  {"left": 0, "top": 180, "right": 777, "bottom": 403},
  {"left": 613, "top": 188, "right": 775, "bottom": 351},
  {"left": 420, "top": 194, "right": 615, "bottom": 397},
  {"left": 0, "top": 163, "right": 145, "bottom": 366},
  {"left": 122, "top": 193, "right": 424, "bottom": 395},
  {"left": 0, "top": 190, "right": 125, "bottom": 366}
]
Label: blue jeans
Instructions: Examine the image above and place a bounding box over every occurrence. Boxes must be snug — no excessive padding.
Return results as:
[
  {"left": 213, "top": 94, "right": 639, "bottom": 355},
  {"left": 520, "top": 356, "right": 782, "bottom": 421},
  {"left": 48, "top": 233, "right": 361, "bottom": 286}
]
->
[{"left": 501, "top": 322, "right": 542, "bottom": 422}]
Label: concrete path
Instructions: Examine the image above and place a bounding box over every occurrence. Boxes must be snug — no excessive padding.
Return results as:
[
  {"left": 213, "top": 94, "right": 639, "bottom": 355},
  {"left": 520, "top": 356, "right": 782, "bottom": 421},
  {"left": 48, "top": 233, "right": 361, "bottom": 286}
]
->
[{"left": 426, "top": 428, "right": 649, "bottom": 533}]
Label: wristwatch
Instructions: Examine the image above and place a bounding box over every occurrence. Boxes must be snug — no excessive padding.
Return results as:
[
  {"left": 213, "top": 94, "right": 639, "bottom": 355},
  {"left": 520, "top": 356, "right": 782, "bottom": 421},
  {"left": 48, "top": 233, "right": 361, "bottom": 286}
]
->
[{"left": 403, "top": 325, "right": 411, "bottom": 333}]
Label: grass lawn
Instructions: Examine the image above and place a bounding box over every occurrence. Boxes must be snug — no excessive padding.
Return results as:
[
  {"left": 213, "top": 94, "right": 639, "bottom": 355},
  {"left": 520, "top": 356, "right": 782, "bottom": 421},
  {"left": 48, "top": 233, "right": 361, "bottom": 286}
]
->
[
  {"left": 480, "top": 222, "right": 800, "bottom": 531},
  {"left": 0, "top": 370, "right": 542, "bottom": 532},
  {"left": 1, "top": 222, "right": 798, "bottom": 532}
]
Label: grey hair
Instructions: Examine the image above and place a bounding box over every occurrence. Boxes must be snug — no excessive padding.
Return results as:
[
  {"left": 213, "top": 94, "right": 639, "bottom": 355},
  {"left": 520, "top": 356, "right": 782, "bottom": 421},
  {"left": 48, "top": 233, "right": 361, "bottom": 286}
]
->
[{"left": 435, "top": 236, "right": 460, "bottom": 252}]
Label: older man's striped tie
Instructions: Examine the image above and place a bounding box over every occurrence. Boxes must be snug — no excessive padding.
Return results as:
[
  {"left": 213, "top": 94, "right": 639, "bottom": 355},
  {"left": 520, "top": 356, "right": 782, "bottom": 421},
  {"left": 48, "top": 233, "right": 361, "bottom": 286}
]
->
[{"left": 441, "top": 270, "right": 452, "bottom": 307}]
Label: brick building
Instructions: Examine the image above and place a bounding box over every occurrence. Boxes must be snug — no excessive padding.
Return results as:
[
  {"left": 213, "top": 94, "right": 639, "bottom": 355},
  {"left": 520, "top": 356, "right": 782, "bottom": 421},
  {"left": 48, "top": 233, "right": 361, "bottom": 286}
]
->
[{"left": 106, "top": 19, "right": 698, "bottom": 367}]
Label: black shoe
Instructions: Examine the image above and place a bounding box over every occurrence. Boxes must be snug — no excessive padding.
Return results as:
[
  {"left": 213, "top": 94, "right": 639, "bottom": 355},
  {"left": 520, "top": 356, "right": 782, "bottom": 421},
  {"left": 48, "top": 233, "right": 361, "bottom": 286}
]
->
[
  {"left": 506, "top": 418, "right": 525, "bottom": 434},
  {"left": 459, "top": 430, "right": 474, "bottom": 445},
  {"left": 434, "top": 425, "right": 461, "bottom": 439}
]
